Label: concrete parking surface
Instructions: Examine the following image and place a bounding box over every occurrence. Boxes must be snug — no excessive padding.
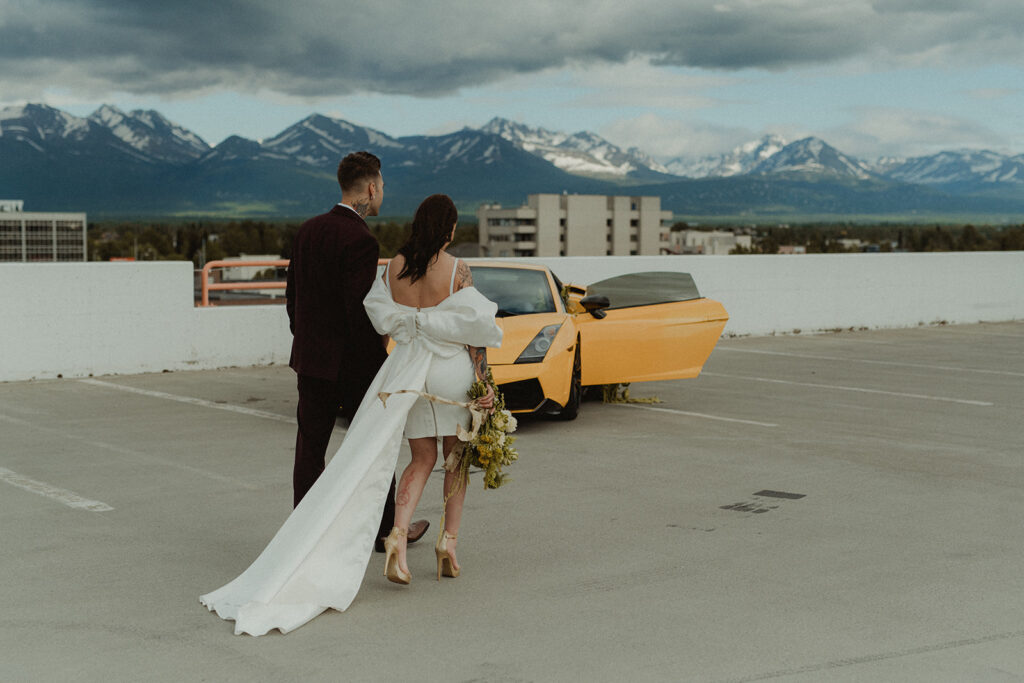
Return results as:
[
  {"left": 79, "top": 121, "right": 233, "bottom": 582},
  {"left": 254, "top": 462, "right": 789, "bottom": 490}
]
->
[{"left": 2, "top": 321, "right": 1023, "bottom": 682}]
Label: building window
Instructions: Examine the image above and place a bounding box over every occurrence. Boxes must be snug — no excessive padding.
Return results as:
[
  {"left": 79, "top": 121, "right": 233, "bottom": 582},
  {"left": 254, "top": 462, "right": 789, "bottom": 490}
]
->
[
  {"left": 606, "top": 219, "right": 612, "bottom": 227},
  {"left": 0, "top": 220, "right": 20, "bottom": 261},
  {"left": 630, "top": 219, "right": 638, "bottom": 227},
  {"left": 488, "top": 218, "right": 536, "bottom": 227},
  {"left": 25, "top": 220, "right": 52, "bottom": 261},
  {"left": 56, "top": 221, "right": 84, "bottom": 261},
  {"left": 559, "top": 218, "right": 566, "bottom": 227},
  {"left": 630, "top": 250, "right": 637, "bottom": 255}
]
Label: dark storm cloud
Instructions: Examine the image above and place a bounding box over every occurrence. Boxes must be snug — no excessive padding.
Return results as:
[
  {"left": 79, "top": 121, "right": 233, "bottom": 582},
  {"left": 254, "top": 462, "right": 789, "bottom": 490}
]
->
[{"left": 1, "top": 0, "right": 1021, "bottom": 99}]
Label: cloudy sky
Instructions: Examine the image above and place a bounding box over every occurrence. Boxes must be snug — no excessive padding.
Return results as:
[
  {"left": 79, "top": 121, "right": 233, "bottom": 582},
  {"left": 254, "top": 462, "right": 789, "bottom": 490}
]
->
[{"left": 2, "top": 0, "right": 1022, "bottom": 160}]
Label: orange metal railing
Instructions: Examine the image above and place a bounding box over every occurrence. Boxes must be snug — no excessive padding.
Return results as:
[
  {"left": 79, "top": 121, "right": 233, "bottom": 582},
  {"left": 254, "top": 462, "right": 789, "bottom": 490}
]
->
[
  {"left": 199, "top": 259, "right": 290, "bottom": 307},
  {"left": 198, "top": 258, "right": 391, "bottom": 306}
]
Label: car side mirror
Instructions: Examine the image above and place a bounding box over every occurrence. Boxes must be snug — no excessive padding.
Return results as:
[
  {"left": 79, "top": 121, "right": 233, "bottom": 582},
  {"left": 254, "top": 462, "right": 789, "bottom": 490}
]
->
[{"left": 580, "top": 294, "right": 610, "bottom": 319}]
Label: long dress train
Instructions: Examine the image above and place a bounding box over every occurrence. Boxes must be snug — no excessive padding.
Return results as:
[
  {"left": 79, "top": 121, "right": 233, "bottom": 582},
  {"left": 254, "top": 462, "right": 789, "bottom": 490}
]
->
[{"left": 199, "top": 278, "right": 502, "bottom": 636}]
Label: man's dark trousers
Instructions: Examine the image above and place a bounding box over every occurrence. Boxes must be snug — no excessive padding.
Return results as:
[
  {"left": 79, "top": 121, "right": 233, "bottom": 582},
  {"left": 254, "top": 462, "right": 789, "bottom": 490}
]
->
[
  {"left": 293, "top": 373, "right": 396, "bottom": 538},
  {"left": 286, "top": 204, "right": 393, "bottom": 540}
]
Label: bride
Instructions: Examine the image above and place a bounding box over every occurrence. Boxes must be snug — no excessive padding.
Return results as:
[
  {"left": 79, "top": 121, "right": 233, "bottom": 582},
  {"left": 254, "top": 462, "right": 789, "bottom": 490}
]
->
[{"left": 200, "top": 194, "right": 503, "bottom": 636}]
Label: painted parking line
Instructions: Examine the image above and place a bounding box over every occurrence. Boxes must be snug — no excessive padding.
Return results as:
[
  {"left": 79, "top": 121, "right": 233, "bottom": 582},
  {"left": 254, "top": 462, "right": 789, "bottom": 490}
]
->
[
  {"left": 0, "top": 466, "right": 114, "bottom": 512},
  {"left": 726, "top": 628, "right": 1024, "bottom": 683},
  {"left": 926, "top": 327, "right": 1024, "bottom": 339},
  {"left": 612, "top": 402, "right": 778, "bottom": 427},
  {"left": 79, "top": 378, "right": 297, "bottom": 425},
  {"left": 717, "top": 347, "right": 1024, "bottom": 378},
  {"left": 702, "top": 372, "right": 994, "bottom": 406},
  {"left": 0, "top": 413, "right": 257, "bottom": 490}
]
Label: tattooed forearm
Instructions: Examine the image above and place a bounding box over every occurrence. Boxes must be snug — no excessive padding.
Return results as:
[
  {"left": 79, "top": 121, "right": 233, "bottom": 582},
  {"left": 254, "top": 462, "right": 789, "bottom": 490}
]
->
[
  {"left": 468, "top": 345, "right": 488, "bottom": 380},
  {"left": 353, "top": 200, "right": 371, "bottom": 218},
  {"left": 454, "top": 260, "right": 473, "bottom": 291}
]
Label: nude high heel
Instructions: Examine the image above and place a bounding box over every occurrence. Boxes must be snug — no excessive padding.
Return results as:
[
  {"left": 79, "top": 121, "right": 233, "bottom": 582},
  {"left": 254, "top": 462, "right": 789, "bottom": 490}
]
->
[
  {"left": 435, "top": 530, "right": 460, "bottom": 580},
  {"left": 383, "top": 527, "right": 411, "bottom": 585}
]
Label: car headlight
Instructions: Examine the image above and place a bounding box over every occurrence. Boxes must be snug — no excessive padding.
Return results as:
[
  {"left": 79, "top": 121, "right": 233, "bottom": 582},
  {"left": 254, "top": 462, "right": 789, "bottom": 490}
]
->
[{"left": 514, "top": 323, "right": 563, "bottom": 364}]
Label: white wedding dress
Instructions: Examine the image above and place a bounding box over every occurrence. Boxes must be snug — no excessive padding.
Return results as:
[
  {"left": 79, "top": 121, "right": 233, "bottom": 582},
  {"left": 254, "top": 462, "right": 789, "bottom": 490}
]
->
[{"left": 199, "top": 274, "right": 503, "bottom": 636}]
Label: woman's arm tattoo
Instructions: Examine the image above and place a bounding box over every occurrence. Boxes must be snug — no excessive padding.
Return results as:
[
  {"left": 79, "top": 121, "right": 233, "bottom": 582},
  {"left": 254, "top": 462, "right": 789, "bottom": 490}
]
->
[
  {"left": 468, "top": 345, "right": 488, "bottom": 380},
  {"left": 457, "top": 261, "right": 486, "bottom": 378},
  {"left": 454, "top": 260, "right": 473, "bottom": 291}
]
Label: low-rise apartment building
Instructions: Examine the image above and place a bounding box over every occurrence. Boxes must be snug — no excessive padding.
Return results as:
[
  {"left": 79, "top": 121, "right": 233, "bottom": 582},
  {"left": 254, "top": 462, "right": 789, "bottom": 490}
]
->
[
  {"left": 670, "top": 229, "right": 753, "bottom": 255},
  {"left": 0, "top": 200, "right": 87, "bottom": 262},
  {"left": 477, "top": 193, "right": 673, "bottom": 257}
]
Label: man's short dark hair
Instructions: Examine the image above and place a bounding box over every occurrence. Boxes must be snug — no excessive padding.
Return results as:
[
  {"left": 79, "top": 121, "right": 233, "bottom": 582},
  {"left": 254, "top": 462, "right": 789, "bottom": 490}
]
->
[{"left": 337, "top": 151, "right": 381, "bottom": 193}]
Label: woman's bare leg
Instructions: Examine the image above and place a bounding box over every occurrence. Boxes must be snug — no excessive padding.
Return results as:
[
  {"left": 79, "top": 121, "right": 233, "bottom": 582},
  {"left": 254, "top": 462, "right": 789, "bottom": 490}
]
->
[
  {"left": 440, "top": 435, "right": 465, "bottom": 570},
  {"left": 393, "top": 436, "right": 438, "bottom": 574}
]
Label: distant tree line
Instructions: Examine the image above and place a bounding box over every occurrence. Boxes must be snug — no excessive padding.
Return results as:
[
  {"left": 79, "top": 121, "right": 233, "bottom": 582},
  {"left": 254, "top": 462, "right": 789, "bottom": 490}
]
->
[
  {"left": 90, "top": 219, "right": 1020, "bottom": 263},
  {"left": 87, "top": 220, "right": 480, "bottom": 265},
  {"left": 668, "top": 222, "right": 1024, "bottom": 255}
]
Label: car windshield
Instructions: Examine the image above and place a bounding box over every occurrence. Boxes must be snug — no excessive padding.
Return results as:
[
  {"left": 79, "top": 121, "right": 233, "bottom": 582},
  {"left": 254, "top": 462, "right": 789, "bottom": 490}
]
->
[
  {"left": 586, "top": 272, "right": 702, "bottom": 309},
  {"left": 469, "top": 266, "right": 557, "bottom": 316}
]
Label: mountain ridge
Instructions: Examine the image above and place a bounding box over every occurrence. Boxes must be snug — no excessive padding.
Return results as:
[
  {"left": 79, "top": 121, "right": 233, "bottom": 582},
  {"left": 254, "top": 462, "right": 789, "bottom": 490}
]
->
[
  {"left": 664, "top": 134, "right": 788, "bottom": 178},
  {"left": 88, "top": 105, "right": 210, "bottom": 163},
  {"left": 2, "top": 103, "right": 1022, "bottom": 218},
  {"left": 480, "top": 117, "right": 670, "bottom": 179}
]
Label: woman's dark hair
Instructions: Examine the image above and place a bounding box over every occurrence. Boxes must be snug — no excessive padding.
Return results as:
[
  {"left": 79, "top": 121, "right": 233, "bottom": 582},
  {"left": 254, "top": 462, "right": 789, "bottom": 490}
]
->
[{"left": 396, "top": 194, "right": 458, "bottom": 283}]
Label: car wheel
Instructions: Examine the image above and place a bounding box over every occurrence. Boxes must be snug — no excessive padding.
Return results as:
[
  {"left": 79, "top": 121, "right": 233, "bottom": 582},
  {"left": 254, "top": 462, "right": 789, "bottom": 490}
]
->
[{"left": 556, "top": 342, "right": 581, "bottom": 421}]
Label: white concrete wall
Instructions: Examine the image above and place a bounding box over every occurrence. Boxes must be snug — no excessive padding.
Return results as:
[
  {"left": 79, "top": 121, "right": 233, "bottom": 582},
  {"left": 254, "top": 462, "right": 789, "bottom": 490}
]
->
[
  {"left": 2, "top": 262, "right": 292, "bottom": 382},
  {"left": 3, "top": 253, "right": 1022, "bottom": 381}
]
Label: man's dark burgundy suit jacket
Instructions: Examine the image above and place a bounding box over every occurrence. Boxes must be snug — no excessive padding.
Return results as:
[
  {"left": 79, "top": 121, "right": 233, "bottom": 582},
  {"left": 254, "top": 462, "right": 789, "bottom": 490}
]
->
[{"left": 285, "top": 205, "right": 388, "bottom": 401}]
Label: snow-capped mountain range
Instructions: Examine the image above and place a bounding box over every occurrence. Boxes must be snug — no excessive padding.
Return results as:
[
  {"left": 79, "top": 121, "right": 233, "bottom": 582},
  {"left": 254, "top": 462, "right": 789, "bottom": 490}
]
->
[
  {"left": 749, "top": 137, "right": 874, "bottom": 179},
  {"left": 88, "top": 104, "right": 209, "bottom": 164},
  {"left": 664, "top": 135, "right": 788, "bottom": 177},
  {"left": 875, "top": 149, "right": 1024, "bottom": 186},
  {"left": 482, "top": 119, "right": 1023, "bottom": 188},
  {"left": 1, "top": 103, "right": 1022, "bottom": 216},
  {"left": 261, "top": 113, "right": 403, "bottom": 167},
  {"left": 0, "top": 103, "right": 137, "bottom": 157},
  {"left": 0, "top": 103, "right": 212, "bottom": 164},
  {"left": 481, "top": 117, "right": 668, "bottom": 178},
  {"left": 3, "top": 103, "right": 1021, "bottom": 186}
]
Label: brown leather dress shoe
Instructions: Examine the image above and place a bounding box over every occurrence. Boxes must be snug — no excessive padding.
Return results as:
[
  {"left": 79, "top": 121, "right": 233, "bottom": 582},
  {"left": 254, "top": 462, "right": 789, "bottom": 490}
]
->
[
  {"left": 374, "top": 519, "right": 430, "bottom": 553},
  {"left": 407, "top": 519, "right": 430, "bottom": 544}
]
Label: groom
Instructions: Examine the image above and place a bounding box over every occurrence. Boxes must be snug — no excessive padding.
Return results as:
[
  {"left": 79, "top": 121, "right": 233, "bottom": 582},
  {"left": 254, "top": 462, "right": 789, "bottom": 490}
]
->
[{"left": 285, "top": 150, "right": 428, "bottom": 552}]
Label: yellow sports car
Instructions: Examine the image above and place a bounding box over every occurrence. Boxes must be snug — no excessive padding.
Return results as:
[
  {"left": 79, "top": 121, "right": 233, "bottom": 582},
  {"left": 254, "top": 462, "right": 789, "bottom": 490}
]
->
[{"left": 468, "top": 261, "right": 729, "bottom": 419}]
